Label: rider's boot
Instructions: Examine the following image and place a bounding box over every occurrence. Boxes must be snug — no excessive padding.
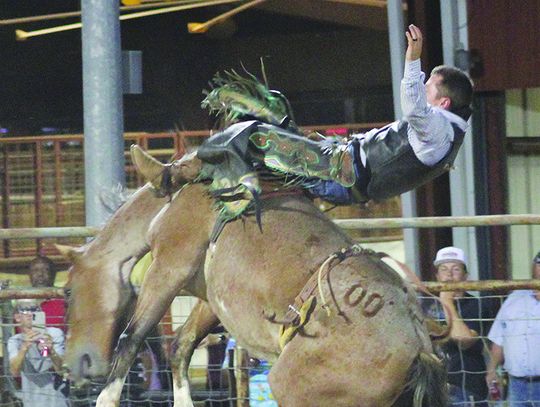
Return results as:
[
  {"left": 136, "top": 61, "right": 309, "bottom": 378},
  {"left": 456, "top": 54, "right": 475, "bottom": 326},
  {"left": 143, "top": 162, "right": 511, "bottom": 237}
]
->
[{"left": 130, "top": 145, "right": 202, "bottom": 197}]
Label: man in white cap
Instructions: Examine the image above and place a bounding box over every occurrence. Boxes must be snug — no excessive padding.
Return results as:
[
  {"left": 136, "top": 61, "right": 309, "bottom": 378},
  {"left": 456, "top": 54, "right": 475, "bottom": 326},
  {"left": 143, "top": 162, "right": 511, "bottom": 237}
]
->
[
  {"left": 423, "top": 246, "right": 489, "bottom": 405},
  {"left": 486, "top": 251, "right": 540, "bottom": 405}
]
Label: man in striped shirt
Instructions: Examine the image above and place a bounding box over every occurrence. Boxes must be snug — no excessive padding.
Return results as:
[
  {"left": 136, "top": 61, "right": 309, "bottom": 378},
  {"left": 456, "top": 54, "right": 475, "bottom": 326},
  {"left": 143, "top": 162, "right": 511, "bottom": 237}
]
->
[
  {"left": 309, "top": 24, "right": 473, "bottom": 204},
  {"left": 134, "top": 25, "right": 474, "bottom": 208}
]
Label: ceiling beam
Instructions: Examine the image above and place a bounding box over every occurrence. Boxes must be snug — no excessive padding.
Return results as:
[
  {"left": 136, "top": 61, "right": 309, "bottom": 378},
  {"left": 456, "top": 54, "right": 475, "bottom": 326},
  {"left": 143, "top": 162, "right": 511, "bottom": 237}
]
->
[{"left": 258, "top": 0, "right": 399, "bottom": 30}]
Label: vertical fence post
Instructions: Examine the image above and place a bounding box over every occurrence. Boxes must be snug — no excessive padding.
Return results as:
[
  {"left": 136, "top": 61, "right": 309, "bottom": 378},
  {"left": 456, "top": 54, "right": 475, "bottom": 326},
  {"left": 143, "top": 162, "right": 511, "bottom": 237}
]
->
[
  {"left": 0, "top": 290, "right": 18, "bottom": 398},
  {"left": 34, "top": 141, "right": 44, "bottom": 254},
  {"left": 54, "top": 141, "right": 64, "bottom": 227},
  {"left": 235, "top": 346, "right": 250, "bottom": 407},
  {"left": 1, "top": 145, "right": 10, "bottom": 257}
]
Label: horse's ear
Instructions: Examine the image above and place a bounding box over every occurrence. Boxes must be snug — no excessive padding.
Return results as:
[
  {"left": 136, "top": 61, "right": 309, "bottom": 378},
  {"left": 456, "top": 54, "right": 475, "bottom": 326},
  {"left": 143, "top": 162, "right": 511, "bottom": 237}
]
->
[
  {"left": 54, "top": 244, "right": 83, "bottom": 262},
  {"left": 130, "top": 144, "right": 165, "bottom": 185}
]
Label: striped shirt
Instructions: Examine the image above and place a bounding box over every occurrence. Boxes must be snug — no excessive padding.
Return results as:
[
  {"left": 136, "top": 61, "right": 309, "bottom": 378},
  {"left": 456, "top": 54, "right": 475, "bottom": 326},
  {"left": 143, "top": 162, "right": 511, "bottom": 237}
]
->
[{"left": 356, "top": 59, "right": 469, "bottom": 167}]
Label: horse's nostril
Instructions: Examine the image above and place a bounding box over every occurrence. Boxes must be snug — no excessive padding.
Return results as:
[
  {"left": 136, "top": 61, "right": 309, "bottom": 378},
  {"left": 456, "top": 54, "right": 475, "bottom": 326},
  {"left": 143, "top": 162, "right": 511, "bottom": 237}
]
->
[{"left": 80, "top": 353, "right": 93, "bottom": 377}]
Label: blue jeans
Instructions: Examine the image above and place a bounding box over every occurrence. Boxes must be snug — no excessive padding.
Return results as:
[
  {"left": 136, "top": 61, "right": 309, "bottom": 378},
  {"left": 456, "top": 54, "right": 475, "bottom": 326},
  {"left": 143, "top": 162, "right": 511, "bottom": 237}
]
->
[
  {"left": 308, "top": 180, "right": 353, "bottom": 205},
  {"left": 508, "top": 376, "right": 540, "bottom": 406},
  {"left": 448, "top": 384, "right": 487, "bottom": 406}
]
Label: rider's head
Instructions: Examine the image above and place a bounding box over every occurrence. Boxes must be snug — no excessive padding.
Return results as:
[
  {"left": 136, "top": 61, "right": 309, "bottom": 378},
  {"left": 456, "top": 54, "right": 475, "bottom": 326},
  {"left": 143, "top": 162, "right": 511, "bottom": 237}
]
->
[{"left": 426, "top": 65, "right": 474, "bottom": 121}]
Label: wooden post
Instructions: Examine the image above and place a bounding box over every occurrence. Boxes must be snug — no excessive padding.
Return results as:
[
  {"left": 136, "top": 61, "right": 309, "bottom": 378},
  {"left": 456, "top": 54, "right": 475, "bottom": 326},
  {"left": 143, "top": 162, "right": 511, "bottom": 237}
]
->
[
  {"left": 235, "top": 346, "right": 250, "bottom": 407},
  {"left": 54, "top": 141, "right": 64, "bottom": 227}
]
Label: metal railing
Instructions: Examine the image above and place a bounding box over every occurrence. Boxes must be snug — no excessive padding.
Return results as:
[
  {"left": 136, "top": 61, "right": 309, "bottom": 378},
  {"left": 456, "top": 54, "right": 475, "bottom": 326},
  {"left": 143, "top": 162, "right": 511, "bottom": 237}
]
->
[{"left": 0, "top": 123, "right": 389, "bottom": 259}]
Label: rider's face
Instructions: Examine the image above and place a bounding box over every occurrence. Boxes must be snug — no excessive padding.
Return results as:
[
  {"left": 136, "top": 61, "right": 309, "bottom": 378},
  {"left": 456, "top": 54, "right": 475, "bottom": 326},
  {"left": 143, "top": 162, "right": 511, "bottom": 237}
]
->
[{"left": 426, "top": 74, "right": 450, "bottom": 109}]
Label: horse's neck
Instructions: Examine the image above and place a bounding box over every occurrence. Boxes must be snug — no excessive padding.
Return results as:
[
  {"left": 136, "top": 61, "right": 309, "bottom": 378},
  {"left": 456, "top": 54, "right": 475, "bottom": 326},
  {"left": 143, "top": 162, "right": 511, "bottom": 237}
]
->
[{"left": 89, "top": 184, "right": 168, "bottom": 255}]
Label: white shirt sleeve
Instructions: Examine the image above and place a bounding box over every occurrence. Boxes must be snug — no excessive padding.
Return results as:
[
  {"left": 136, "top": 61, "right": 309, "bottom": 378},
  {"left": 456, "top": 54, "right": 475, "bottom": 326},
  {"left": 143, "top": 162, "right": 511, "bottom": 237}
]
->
[
  {"left": 487, "top": 305, "right": 505, "bottom": 346},
  {"left": 7, "top": 335, "right": 20, "bottom": 361},
  {"left": 400, "top": 59, "right": 459, "bottom": 166}
]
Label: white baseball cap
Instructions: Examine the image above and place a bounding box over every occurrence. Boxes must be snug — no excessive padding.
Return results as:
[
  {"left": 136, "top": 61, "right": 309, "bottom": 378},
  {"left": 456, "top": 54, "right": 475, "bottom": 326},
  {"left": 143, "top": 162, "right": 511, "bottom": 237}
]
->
[{"left": 433, "top": 246, "right": 467, "bottom": 267}]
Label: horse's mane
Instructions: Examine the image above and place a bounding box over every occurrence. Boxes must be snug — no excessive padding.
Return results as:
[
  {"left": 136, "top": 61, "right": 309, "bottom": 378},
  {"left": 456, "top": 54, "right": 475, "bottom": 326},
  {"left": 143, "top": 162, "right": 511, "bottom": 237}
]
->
[{"left": 99, "top": 183, "right": 138, "bottom": 218}]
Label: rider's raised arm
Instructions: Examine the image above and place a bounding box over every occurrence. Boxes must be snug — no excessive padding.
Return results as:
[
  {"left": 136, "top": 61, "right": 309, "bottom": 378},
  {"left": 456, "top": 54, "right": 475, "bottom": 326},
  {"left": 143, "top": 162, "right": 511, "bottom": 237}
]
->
[{"left": 400, "top": 25, "right": 454, "bottom": 165}]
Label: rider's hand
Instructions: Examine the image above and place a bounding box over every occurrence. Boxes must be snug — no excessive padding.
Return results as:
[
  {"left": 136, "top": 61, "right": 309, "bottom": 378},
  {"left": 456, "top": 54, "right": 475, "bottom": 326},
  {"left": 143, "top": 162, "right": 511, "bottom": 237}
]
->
[{"left": 405, "top": 24, "right": 423, "bottom": 62}]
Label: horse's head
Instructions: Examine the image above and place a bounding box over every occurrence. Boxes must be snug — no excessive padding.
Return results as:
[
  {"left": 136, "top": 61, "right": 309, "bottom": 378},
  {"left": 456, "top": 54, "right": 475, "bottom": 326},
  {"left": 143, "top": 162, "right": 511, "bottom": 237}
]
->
[
  {"left": 58, "top": 183, "right": 167, "bottom": 386},
  {"left": 58, "top": 243, "right": 138, "bottom": 385}
]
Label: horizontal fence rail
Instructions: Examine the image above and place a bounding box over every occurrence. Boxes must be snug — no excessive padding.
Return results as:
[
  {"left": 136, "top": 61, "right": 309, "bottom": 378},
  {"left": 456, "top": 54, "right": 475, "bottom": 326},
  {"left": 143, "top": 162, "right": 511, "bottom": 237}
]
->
[
  {"left": 0, "top": 287, "right": 65, "bottom": 299},
  {"left": 2, "top": 280, "right": 540, "bottom": 299},
  {"left": 334, "top": 214, "right": 540, "bottom": 229},
  {"left": 2, "top": 214, "right": 539, "bottom": 240},
  {"left": 421, "top": 279, "right": 540, "bottom": 293},
  {"left": 0, "top": 124, "right": 389, "bottom": 258},
  {"left": 0, "top": 226, "right": 99, "bottom": 240}
]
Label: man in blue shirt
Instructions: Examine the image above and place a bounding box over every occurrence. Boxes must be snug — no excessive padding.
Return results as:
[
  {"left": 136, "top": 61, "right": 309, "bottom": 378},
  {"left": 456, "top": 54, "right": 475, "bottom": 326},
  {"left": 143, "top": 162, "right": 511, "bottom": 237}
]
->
[{"left": 487, "top": 251, "right": 540, "bottom": 406}]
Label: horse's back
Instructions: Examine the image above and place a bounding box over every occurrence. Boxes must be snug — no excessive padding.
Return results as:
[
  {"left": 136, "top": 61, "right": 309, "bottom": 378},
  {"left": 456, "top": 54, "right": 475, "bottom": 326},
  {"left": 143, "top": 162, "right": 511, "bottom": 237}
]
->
[
  {"left": 205, "top": 193, "right": 429, "bottom": 358},
  {"left": 205, "top": 193, "right": 355, "bottom": 356}
]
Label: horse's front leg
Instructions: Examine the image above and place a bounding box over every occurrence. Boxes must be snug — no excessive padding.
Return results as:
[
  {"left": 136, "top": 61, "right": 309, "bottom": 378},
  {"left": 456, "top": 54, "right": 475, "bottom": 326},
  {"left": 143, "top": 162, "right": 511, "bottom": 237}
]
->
[
  {"left": 94, "top": 374, "right": 128, "bottom": 407},
  {"left": 171, "top": 299, "right": 220, "bottom": 407},
  {"left": 95, "top": 316, "right": 153, "bottom": 407},
  {"left": 97, "top": 253, "right": 199, "bottom": 407}
]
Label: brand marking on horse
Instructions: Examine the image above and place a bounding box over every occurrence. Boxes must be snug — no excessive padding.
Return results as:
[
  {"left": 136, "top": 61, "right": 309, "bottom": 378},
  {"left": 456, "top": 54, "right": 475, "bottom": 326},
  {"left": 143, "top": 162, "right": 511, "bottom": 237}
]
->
[{"left": 343, "top": 282, "right": 384, "bottom": 318}]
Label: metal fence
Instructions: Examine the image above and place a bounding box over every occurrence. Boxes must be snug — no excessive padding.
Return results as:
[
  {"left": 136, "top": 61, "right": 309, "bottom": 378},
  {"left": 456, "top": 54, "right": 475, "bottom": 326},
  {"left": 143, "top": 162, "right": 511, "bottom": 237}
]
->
[
  {"left": 0, "top": 122, "right": 396, "bottom": 260},
  {"left": 0, "top": 287, "right": 538, "bottom": 406},
  {"left": 0, "top": 291, "right": 248, "bottom": 407},
  {"left": 0, "top": 131, "right": 194, "bottom": 259}
]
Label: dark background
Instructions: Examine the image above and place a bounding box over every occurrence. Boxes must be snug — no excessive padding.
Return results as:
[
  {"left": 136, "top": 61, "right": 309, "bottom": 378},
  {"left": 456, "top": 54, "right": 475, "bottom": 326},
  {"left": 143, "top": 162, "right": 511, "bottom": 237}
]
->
[{"left": 0, "top": 1, "right": 394, "bottom": 135}]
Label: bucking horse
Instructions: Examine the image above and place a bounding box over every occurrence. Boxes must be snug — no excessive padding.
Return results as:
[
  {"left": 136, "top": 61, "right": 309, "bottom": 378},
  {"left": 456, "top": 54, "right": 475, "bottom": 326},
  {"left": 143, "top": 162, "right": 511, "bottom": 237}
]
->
[{"left": 59, "top": 72, "right": 447, "bottom": 407}]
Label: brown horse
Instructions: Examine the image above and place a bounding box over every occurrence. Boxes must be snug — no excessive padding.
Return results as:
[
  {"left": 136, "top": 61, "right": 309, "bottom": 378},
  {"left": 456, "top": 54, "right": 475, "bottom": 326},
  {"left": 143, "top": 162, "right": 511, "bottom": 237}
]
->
[{"left": 62, "top": 149, "right": 446, "bottom": 406}]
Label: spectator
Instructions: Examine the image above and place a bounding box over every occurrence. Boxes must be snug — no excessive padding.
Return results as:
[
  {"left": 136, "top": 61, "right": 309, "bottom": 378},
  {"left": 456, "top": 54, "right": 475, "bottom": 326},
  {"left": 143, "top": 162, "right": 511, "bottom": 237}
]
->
[
  {"left": 28, "top": 255, "right": 66, "bottom": 330},
  {"left": 422, "top": 246, "right": 489, "bottom": 405},
  {"left": 7, "top": 300, "right": 69, "bottom": 407},
  {"left": 486, "top": 251, "right": 540, "bottom": 406}
]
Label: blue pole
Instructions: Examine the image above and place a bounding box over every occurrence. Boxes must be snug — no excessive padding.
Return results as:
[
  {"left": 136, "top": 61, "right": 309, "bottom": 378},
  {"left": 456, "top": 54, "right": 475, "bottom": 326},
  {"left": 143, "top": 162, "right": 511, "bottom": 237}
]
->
[{"left": 81, "top": 0, "right": 125, "bottom": 227}]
